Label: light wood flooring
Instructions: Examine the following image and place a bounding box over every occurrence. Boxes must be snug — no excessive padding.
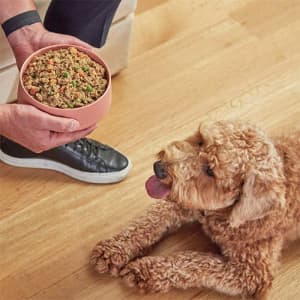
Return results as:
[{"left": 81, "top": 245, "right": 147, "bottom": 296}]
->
[{"left": 1, "top": 0, "right": 300, "bottom": 299}]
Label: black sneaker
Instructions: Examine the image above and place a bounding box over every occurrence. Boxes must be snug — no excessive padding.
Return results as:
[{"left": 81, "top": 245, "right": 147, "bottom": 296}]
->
[{"left": 0, "top": 136, "right": 132, "bottom": 184}]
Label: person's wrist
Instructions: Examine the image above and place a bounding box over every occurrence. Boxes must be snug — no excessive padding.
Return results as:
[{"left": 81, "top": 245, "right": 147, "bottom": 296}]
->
[
  {"left": 7, "top": 22, "right": 45, "bottom": 51},
  {"left": 7, "top": 22, "right": 46, "bottom": 68},
  {"left": 0, "top": 104, "right": 13, "bottom": 137}
]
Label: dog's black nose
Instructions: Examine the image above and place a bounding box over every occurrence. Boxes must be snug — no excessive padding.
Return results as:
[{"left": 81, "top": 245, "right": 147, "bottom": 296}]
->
[{"left": 153, "top": 161, "right": 167, "bottom": 179}]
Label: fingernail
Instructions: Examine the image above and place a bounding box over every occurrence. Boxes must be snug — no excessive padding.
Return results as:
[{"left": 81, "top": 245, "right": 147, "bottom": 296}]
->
[{"left": 69, "top": 120, "right": 79, "bottom": 131}]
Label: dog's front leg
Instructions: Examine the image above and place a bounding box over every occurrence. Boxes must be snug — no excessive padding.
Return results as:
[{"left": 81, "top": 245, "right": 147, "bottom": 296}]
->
[
  {"left": 121, "top": 250, "right": 274, "bottom": 299},
  {"left": 90, "top": 201, "right": 199, "bottom": 276}
]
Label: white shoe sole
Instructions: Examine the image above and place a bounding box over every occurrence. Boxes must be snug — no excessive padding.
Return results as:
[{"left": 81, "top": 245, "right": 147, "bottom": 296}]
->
[{"left": 0, "top": 149, "right": 132, "bottom": 184}]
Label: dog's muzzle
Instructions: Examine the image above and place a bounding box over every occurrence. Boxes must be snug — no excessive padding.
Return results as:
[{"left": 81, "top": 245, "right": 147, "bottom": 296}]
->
[{"left": 153, "top": 161, "right": 167, "bottom": 179}]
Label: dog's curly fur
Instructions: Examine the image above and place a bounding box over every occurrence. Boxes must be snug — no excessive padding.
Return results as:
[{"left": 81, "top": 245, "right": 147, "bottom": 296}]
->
[{"left": 90, "top": 121, "right": 300, "bottom": 299}]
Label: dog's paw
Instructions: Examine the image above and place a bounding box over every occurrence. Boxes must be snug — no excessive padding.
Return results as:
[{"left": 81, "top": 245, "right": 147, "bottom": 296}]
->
[
  {"left": 90, "top": 239, "right": 131, "bottom": 276},
  {"left": 120, "top": 257, "right": 172, "bottom": 293}
]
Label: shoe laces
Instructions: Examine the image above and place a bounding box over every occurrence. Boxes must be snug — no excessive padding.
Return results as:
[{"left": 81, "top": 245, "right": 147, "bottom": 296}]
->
[{"left": 67, "top": 139, "right": 108, "bottom": 160}]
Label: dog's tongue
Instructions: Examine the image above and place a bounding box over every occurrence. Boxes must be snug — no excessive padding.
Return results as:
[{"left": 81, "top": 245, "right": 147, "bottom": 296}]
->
[{"left": 145, "top": 175, "right": 170, "bottom": 199}]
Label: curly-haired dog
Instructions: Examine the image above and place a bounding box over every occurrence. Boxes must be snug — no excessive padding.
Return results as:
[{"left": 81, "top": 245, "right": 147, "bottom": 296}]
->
[{"left": 90, "top": 121, "right": 300, "bottom": 299}]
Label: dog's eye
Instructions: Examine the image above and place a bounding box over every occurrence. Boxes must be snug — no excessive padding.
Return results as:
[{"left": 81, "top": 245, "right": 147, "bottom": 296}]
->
[
  {"left": 198, "top": 141, "right": 203, "bottom": 147},
  {"left": 204, "top": 165, "right": 214, "bottom": 177}
]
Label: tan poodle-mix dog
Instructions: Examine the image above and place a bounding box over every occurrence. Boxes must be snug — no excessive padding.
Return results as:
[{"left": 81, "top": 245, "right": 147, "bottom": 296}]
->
[{"left": 90, "top": 121, "right": 300, "bottom": 300}]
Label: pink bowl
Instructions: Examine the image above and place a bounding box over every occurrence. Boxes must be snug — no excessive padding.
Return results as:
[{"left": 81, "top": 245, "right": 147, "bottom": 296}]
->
[{"left": 19, "top": 44, "right": 112, "bottom": 130}]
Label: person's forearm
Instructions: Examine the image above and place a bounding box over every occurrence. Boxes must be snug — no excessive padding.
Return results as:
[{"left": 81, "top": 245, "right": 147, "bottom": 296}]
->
[
  {"left": 0, "top": 0, "right": 44, "bottom": 68},
  {"left": 0, "top": 0, "right": 36, "bottom": 24}
]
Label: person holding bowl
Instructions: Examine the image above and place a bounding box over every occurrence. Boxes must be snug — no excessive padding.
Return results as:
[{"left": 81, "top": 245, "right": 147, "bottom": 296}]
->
[{"left": 0, "top": 0, "right": 131, "bottom": 183}]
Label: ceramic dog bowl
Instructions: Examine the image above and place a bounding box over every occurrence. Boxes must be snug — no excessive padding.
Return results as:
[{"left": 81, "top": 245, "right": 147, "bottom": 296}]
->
[{"left": 19, "top": 44, "right": 112, "bottom": 130}]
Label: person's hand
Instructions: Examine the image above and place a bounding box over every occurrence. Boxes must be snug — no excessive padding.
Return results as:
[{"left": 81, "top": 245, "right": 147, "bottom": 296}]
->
[
  {"left": 0, "top": 103, "right": 97, "bottom": 153},
  {"left": 7, "top": 23, "right": 93, "bottom": 69},
  {"left": 2, "top": 23, "right": 97, "bottom": 152}
]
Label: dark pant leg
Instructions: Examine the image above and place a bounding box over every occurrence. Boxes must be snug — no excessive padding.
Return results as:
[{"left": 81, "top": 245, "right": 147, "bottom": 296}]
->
[{"left": 44, "top": 0, "right": 121, "bottom": 48}]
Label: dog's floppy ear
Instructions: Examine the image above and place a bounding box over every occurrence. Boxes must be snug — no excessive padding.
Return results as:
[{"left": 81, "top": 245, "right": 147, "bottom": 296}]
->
[{"left": 229, "top": 169, "right": 286, "bottom": 228}]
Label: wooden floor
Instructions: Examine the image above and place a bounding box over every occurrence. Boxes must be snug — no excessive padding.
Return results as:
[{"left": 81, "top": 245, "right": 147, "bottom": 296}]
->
[{"left": 1, "top": 0, "right": 300, "bottom": 299}]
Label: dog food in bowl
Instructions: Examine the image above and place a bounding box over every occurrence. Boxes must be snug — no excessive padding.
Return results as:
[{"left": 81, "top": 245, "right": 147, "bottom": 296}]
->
[{"left": 22, "top": 47, "right": 108, "bottom": 109}]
